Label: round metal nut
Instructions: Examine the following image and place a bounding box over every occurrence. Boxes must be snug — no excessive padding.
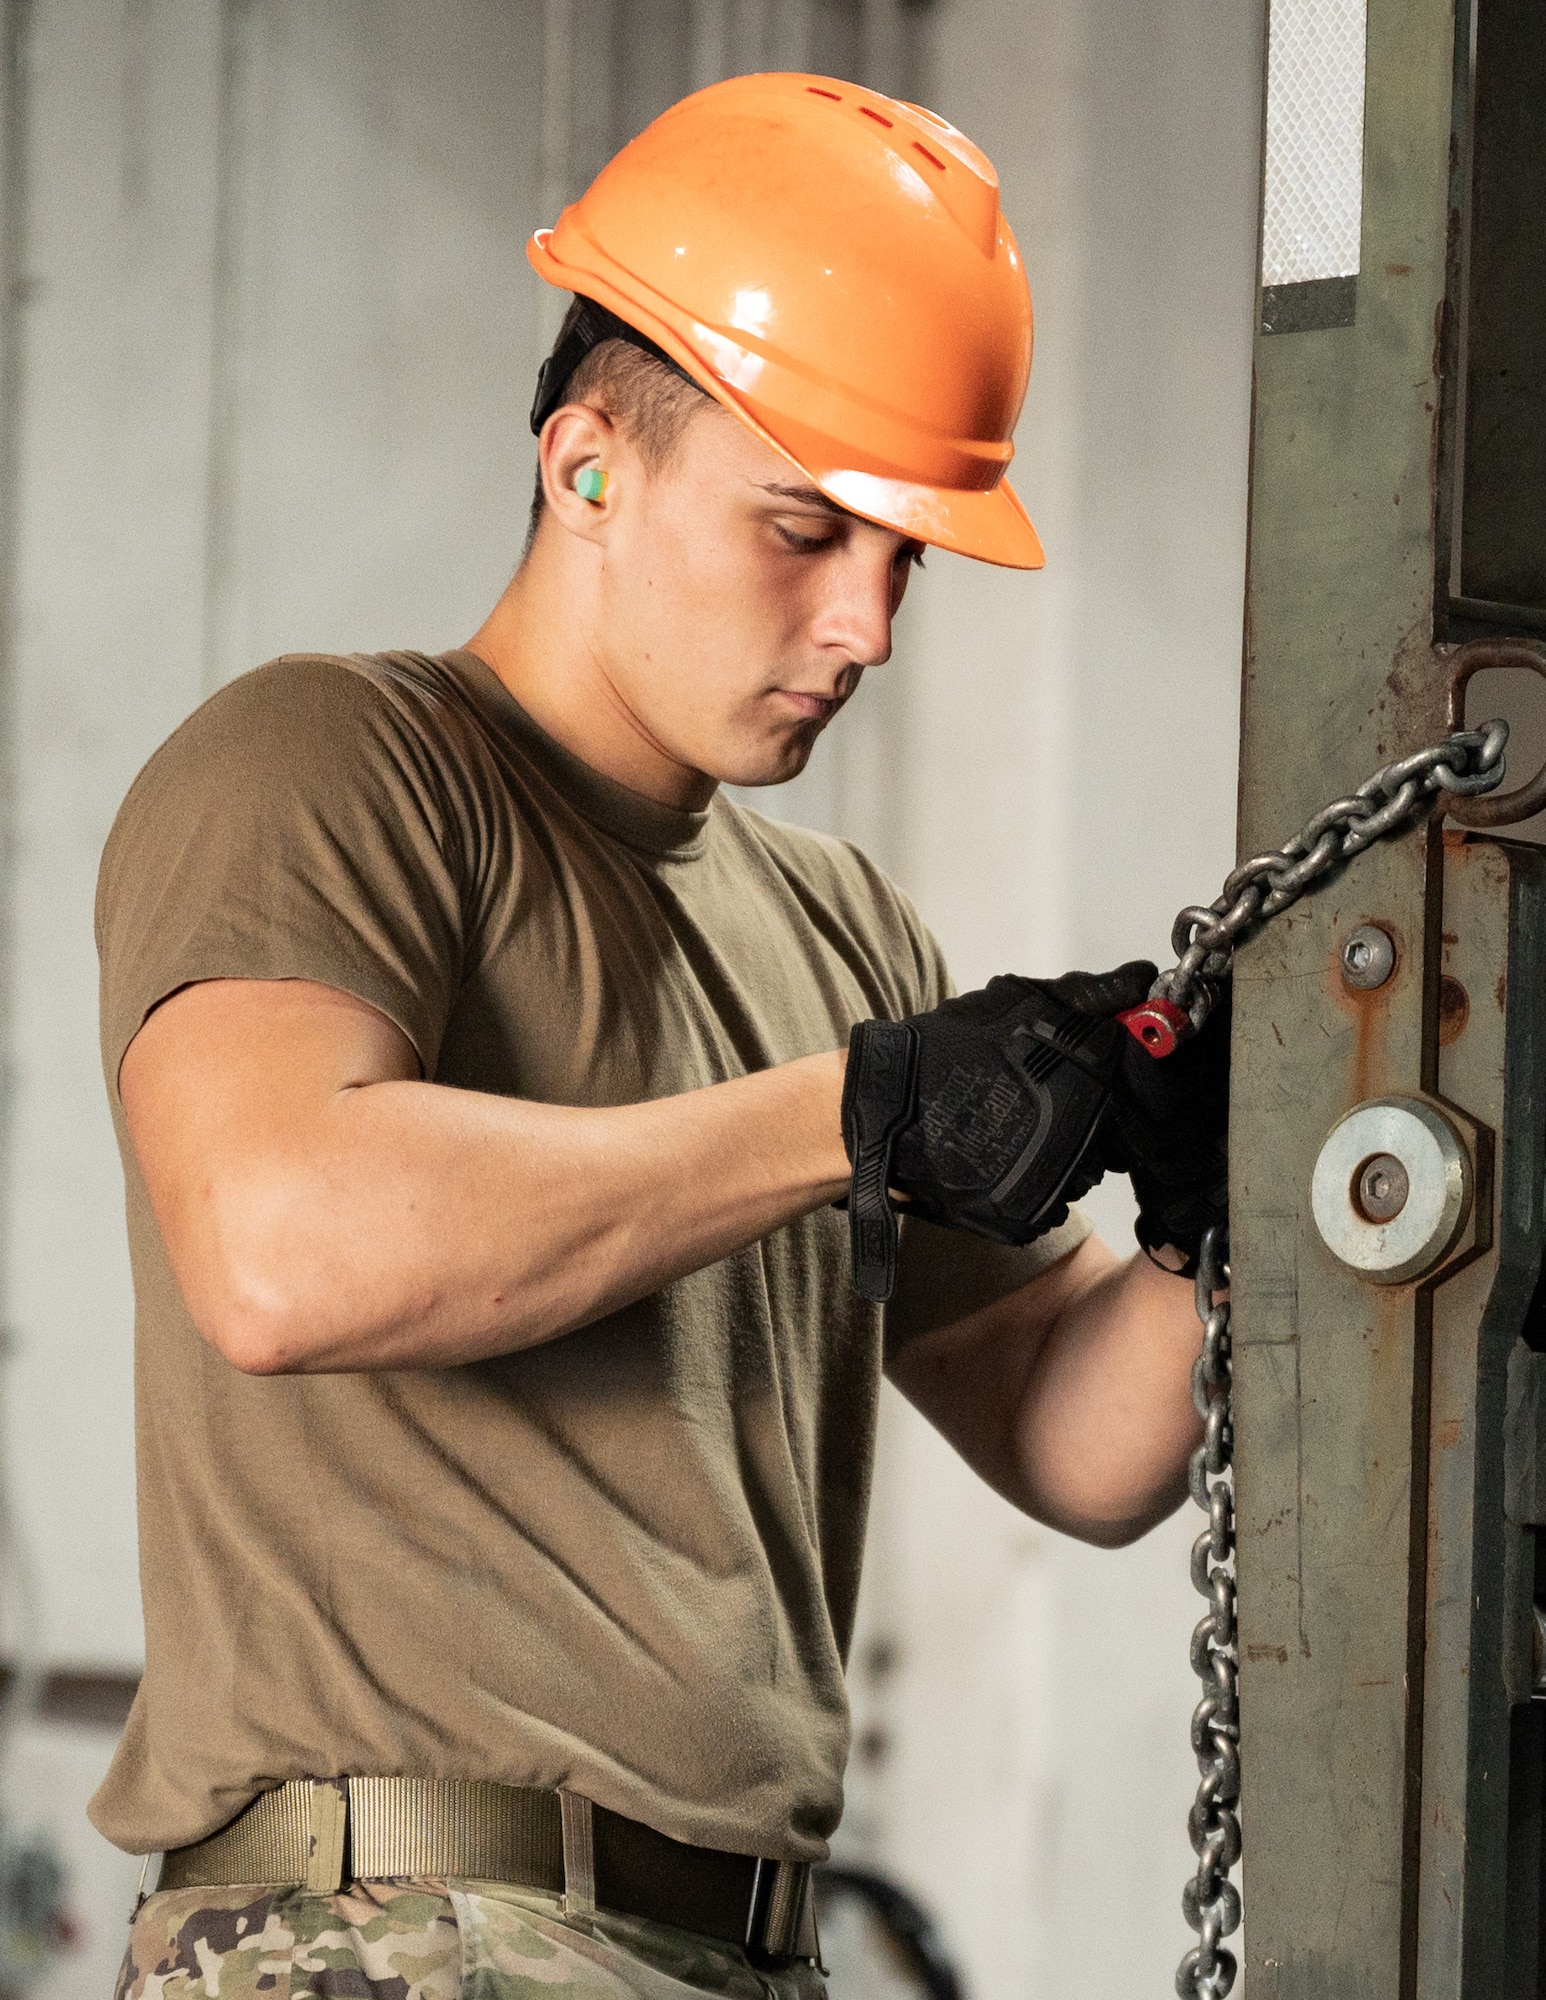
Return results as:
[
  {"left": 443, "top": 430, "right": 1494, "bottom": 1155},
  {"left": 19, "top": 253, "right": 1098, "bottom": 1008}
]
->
[
  {"left": 1311, "top": 1096, "right": 1471, "bottom": 1284},
  {"left": 1341, "top": 924, "right": 1396, "bottom": 990}
]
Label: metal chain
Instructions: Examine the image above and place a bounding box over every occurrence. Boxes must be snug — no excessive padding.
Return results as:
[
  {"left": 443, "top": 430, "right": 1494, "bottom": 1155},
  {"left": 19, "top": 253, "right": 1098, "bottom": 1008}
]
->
[
  {"left": 1168, "top": 718, "right": 1509, "bottom": 2000},
  {"left": 1177, "top": 1227, "right": 1239, "bottom": 2000},
  {"left": 1154, "top": 718, "right": 1509, "bottom": 1031}
]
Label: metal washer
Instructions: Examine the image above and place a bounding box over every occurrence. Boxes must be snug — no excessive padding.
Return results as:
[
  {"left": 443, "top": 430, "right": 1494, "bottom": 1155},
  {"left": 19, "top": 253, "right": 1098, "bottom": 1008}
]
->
[{"left": 1310, "top": 1095, "right": 1471, "bottom": 1284}]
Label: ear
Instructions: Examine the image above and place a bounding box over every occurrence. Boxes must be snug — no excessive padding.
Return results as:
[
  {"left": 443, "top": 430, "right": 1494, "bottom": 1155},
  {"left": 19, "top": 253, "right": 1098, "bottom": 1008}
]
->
[{"left": 539, "top": 403, "right": 620, "bottom": 544}]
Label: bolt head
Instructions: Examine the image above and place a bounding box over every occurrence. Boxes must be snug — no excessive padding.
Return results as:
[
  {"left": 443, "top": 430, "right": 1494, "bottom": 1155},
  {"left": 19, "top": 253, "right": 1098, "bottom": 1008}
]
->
[
  {"left": 1355, "top": 1152, "right": 1410, "bottom": 1222},
  {"left": 1341, "top": 924, "right": 1396, "bottom": 990}
]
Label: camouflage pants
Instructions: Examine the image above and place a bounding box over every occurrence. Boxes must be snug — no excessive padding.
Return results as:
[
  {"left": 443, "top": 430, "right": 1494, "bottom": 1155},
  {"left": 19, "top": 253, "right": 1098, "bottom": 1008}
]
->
[{"left": 115, "top": 1879, "right": 826, "bottom": 2000}]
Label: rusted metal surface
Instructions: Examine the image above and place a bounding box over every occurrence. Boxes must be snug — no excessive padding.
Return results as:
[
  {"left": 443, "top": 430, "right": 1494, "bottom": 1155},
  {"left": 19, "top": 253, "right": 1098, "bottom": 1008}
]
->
[
  {"left": 1230, "top": 0, "right": 1494, "bottom": 1987},
  {"left": 1232, "top": 844, "right": 1438, "bottom": 1997},
  {"left": 1233, "top": 832, "right": 1546, "bottom": 1996},
  {"left": 1230, "top": 0, "right": 1546, "bottom": 1976}
]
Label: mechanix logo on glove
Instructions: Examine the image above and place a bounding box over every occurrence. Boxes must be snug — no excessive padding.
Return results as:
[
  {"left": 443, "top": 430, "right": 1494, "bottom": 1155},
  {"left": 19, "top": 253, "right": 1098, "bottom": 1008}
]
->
[
  {"left": 841, "top": 963, "right": 1158, "bottom": 1301},
  {"left": 917, "top": 1063, "right": 1036, "bottom": 1188}
]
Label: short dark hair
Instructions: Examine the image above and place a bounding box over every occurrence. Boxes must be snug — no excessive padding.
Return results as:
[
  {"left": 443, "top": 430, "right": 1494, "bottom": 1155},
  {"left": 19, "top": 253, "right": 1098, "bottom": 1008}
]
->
[{"left": 524, "top": 299, "right": 711, "bottom": 554}]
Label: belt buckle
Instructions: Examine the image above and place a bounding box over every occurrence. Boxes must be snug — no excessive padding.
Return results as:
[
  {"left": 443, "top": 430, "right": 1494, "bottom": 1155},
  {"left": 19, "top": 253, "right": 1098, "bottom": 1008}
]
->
[{"left": 746, "top": 1858, "right": 812, "bottom": 1960}]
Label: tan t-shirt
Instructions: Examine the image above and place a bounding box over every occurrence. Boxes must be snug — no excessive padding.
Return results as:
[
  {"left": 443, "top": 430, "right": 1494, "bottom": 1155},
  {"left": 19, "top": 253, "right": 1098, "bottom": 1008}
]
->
[{"left": 91, "top": 649, "right": 1087, "bottom": 1860}]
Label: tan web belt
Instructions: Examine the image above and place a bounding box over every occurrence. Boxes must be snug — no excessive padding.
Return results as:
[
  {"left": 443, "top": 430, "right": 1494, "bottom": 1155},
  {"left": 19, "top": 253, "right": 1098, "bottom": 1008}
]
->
[{"left": 156, "top": 1778, "right": 818, "bottom": 1962}]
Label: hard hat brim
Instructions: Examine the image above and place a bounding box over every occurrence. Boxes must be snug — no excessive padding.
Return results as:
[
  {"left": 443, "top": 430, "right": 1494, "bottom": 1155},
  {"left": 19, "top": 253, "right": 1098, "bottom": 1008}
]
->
[
  {"left": 817, "top": 467, "right": 1044, "bottom": 571},
  {"left": 527, "top": 231, "right": 1045, "bottom": 573}
]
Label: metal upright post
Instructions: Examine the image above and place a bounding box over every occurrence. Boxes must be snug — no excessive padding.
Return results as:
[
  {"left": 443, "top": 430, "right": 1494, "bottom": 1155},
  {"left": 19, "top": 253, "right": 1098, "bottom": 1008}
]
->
[{"left": 1233, "top": 0, "right": 1546, "bottom": 1991}]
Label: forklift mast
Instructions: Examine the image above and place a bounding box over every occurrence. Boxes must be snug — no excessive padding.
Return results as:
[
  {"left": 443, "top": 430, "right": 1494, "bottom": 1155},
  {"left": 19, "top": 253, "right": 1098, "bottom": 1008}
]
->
[{"left": 1234, "top": 0, "right": 1546, "bottom": 1991}]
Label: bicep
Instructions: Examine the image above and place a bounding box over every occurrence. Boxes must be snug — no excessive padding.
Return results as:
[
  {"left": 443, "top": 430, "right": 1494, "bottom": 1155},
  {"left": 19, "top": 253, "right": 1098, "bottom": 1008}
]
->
[{"left": 120, "top": 976, "right": 419, "bottom": 1245}]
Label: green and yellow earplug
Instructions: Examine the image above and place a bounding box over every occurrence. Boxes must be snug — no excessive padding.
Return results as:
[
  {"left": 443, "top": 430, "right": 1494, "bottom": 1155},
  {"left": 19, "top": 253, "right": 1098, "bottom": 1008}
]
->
[{"left": 575, "top": 467, "right": 608, "bottom": 504}]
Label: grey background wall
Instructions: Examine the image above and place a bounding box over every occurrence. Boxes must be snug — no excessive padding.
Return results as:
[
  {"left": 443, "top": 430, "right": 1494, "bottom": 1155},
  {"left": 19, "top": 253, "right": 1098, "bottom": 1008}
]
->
[{"left": 0, "top": 1, "right": 1261, "bottom": 1994}]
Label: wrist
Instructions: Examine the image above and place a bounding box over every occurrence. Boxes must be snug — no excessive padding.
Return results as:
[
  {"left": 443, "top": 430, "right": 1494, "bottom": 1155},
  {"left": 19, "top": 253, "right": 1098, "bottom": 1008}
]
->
[{"left": 805, "top": 1045, "right": 851, "bottom": 1195}]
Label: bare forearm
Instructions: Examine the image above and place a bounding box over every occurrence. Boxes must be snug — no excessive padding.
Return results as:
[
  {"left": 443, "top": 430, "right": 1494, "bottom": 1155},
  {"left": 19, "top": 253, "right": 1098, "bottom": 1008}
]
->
[
  {"left": 1012, "top": 1246, "right": 1203, "bottom": 1544},
  {"left": 887, "top": 1234, "right": 1204, "bottom": 1547}
]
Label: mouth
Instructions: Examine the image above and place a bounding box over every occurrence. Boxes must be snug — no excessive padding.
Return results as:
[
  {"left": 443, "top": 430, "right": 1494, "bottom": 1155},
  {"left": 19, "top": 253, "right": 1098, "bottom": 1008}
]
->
[{"left": 776, "top": 688, "right": 843, "bottom": 724}]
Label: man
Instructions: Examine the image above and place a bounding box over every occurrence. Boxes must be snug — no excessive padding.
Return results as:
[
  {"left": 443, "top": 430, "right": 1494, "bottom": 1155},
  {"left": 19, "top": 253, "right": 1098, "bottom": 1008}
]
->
[{"left": 100, "top": 74, "right": 1225, "bottom": 2000}]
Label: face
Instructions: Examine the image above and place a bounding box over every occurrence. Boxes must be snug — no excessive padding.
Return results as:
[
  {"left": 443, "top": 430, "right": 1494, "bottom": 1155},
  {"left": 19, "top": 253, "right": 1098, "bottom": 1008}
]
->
[{"left": 560, "top": 401, "right": 923, "bottom": 792}]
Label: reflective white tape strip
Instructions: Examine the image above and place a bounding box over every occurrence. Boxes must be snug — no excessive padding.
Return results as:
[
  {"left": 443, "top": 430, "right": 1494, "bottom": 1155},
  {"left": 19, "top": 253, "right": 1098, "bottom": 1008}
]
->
[{"left": 1261, "top": 0, "right": 1369, "bottom": 286}]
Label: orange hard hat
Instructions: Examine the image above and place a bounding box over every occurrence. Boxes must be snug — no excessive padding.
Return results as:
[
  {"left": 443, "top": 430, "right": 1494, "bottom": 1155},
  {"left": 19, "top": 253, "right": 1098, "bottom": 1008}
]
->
[{"left": 527, "top": 72, "right": 1043, "bottom": 570}]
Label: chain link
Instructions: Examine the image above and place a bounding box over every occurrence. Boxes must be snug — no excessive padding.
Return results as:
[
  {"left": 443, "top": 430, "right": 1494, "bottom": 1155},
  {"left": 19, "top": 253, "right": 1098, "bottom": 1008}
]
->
[
  {"left": 1168, "top": 719, "right": 1508, "bottom": 1999},
  {"left": 1154, "top": 718, "right": 1509, "bottom": 1030}
]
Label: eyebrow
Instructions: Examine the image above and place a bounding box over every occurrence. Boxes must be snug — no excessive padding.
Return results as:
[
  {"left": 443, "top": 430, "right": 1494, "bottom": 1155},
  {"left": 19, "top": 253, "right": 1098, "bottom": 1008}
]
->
[
  {"left": 754, "top": 481, "right": 850, "bottom": 516},
  {"left": 753, "top": 479, "right": 927, "bottom": 560}
]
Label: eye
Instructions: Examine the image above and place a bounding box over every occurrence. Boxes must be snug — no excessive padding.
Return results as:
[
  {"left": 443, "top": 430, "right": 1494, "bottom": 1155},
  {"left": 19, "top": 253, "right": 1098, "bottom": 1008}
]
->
[
  {"left": 897, "top": 542, "right": 926, "bottom": 571},
  {"left": 775, "top": 521, "right": 838, "bottom": 554}
]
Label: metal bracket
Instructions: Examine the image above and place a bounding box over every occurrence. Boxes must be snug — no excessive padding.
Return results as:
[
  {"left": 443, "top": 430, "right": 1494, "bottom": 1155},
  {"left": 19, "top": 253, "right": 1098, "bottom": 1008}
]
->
[{"left": 1444, "top": 637, "right": 1546, "bottom": 827}]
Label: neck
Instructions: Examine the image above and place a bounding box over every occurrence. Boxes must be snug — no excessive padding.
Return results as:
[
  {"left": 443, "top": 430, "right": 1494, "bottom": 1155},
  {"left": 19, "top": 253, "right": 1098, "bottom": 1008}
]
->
[{"left": 464, "top": 530, "right": 717, "bottom": 812}]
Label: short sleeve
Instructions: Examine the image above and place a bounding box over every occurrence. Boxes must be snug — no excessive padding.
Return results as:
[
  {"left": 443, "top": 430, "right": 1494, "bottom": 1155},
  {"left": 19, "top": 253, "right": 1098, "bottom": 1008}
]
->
[
  {"left": 96, "top": 656, "right": 470, "bottom": 1094},
  {"left": 884, "top": 1208, "right": 1094, "bottom": 1353}
]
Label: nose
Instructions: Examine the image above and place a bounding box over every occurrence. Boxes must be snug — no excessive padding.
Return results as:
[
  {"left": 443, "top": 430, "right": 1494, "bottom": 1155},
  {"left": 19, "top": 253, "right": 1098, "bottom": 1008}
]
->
[{"left": 813, "top": 538, "right": 902, "bottom": 668}]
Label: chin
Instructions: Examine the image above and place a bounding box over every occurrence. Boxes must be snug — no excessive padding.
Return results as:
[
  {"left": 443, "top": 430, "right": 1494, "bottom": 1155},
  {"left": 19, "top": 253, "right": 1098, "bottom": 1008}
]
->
[{"left": 715, "top": 734, "right": 819, "bottom": 791}]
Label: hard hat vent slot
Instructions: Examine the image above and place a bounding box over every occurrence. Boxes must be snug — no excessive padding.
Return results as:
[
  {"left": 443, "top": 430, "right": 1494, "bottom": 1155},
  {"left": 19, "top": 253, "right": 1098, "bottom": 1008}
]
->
[
  {"left": 858, "top": 105, "right": 894, "bottom": 127},
  {"left": 806, "top": 87, "right": 841, "bottom": 102},
  {"left": 912, "top": 142, "right": 946, "bottom": 172}
]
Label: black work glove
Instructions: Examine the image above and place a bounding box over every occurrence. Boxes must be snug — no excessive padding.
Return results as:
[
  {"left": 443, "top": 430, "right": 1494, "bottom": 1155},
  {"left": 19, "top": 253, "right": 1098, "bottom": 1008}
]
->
[
  {"left": 841, "top": 961, "right": 1157, "bottom": 1301},
  {"left": 1099, "top": 979, "right": 1231, "bottom": 1275}
]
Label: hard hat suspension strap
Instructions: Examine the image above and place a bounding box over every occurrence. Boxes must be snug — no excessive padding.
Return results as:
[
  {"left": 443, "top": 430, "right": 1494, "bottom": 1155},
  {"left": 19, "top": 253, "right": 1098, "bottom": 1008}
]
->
[{"left": 529, "top": 297, "right": 699, "bottom": 437}]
